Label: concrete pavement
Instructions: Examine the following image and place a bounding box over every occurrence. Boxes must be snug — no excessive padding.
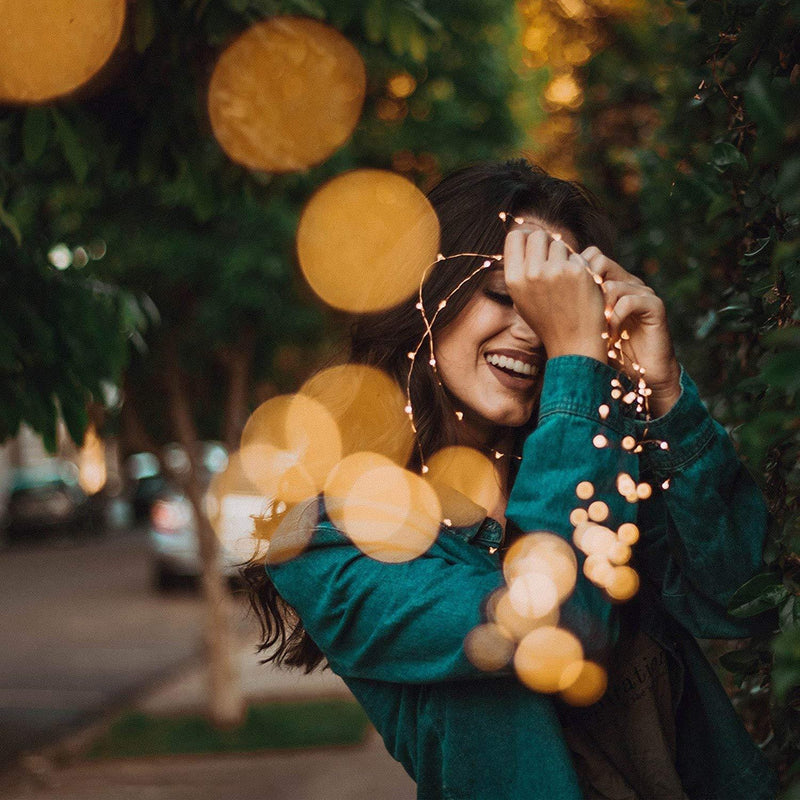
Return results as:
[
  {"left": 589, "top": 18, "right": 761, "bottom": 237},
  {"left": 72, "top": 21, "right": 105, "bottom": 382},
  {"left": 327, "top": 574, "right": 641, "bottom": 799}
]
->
[{"left": 0, "top": 635, "right": 417, "bottom": 800}]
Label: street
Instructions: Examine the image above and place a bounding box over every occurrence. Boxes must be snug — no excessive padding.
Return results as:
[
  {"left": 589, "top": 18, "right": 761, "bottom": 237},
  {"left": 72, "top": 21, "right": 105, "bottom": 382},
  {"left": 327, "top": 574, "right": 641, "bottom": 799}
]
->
[{"left": 0, "top": 529, "right": 232, "bottom": 767}]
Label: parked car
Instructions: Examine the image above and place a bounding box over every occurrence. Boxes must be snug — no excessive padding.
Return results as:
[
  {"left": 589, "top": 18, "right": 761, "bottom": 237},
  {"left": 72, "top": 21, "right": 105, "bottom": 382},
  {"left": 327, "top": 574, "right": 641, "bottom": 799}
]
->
[
  {"left": 3, "top": 461, "right": 95, "bottom": 544},
  {"left": 126, "top": 452, "right": 167, "bottom": 524},
  {"left": 148, "top": 442, "right": 262, "bottom": 591}
]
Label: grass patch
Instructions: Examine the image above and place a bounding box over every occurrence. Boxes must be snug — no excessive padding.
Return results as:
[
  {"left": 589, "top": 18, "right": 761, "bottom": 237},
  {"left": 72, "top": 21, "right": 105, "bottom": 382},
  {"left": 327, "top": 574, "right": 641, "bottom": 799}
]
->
[{"left": 88, "top": 699, "right": 370, "bottom": 759}]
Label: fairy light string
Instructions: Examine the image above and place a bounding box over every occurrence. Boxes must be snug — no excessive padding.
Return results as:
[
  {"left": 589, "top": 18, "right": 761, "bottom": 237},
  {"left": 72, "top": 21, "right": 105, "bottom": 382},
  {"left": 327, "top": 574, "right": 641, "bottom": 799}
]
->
[{"left": 404, "top": 211, "right": 670, "bottom": 483}]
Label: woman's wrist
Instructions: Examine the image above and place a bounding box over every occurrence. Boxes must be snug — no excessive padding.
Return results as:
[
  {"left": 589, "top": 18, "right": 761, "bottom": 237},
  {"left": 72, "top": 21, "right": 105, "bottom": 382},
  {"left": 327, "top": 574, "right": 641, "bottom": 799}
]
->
[
  {"left": 545, "top": 339, "right": 607, "bottom": 363},
  {"left": 647, "top": 362, "right": 682, "bottom": 417}
]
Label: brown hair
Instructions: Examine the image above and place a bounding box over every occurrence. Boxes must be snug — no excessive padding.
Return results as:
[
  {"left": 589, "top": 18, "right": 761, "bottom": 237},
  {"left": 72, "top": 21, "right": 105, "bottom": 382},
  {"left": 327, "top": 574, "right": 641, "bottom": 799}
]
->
[{"left": 243, "top": 159, "right": 614, "bottom": 672}]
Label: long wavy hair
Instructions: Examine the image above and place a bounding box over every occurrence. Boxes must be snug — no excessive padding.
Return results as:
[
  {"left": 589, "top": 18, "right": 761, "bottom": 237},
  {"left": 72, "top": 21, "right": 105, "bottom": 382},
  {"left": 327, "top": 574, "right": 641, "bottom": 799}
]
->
[{"left": 242, "top": 159, "right": 615, "bottom": 673}]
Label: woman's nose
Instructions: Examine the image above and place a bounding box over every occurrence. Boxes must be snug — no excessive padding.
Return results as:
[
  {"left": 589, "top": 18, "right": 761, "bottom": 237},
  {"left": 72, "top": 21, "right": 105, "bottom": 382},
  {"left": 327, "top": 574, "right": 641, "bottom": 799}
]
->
[{"left": 509, "top": 307, "right": 542, "bottom": 347}]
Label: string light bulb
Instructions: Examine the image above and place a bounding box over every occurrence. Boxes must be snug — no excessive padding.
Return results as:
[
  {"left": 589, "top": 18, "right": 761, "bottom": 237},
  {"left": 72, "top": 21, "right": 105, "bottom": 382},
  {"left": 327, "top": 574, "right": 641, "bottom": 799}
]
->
[{"left": 402, "top": 212, "right": 670, "bottom": 473}]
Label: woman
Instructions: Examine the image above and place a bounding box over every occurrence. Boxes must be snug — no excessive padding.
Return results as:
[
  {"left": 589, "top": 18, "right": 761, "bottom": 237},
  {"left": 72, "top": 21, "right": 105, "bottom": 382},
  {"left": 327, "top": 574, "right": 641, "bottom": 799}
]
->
[{"left": 245, "top": 160, "right": 777, "bottom": 799}]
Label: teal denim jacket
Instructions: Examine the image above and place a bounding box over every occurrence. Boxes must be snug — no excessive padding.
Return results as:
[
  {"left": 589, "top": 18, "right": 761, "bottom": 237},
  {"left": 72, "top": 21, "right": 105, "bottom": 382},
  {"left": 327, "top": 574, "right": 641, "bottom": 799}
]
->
[{"left": 266, "top": 356, "right": 779, "bottom": 800}]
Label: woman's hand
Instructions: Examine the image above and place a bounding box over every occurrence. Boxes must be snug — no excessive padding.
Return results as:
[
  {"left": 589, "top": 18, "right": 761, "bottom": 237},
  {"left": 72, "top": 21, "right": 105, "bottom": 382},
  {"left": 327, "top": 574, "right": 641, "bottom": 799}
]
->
[
  {"left": 503, "top": 227, "right": 607, "bottom": 363},
  {"left": 581, "top": 246, "right": 681, "bottom": 416}
]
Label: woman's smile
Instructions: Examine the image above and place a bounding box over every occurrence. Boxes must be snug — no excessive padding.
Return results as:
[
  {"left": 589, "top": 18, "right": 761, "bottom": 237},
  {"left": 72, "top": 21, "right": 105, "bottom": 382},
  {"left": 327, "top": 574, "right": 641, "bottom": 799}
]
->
[
  {"left": 433, "top": 269, "right": 546, "bottom": 443},
  {"left": 483, "top": 347, "right": 544, "bottom": 387}
]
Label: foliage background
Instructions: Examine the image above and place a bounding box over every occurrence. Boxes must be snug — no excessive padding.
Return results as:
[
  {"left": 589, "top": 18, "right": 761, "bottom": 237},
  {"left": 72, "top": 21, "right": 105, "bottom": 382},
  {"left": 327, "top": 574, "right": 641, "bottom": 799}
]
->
[{"left": 573, "top": 0, "right": 800, "bottom": 788}]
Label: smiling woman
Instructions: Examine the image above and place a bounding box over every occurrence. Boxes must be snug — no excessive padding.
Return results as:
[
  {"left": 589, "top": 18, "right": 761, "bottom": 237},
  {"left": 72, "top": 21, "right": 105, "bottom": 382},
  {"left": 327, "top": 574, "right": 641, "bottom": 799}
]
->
[{"left": 244, "top": 160, "right": 778, "bottom": 800}]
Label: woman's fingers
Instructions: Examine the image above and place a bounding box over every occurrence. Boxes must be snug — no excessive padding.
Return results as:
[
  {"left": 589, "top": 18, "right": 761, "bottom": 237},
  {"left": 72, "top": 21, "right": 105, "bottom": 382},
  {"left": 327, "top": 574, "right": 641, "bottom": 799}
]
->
[
  {"left": 601, "top": 280, "right": 654, "bottom": 311},
  {"left": 582, "top": 247, "right": 645, "bottom": 286},
  {"left": 523, "top": 228, "right": 550, "bottom": 269},
  {"left": 606, "top": 292, "right": 666, "bottom": 336},
  {"left": 503, "top": 229, "right": 527, "bottom": 284}
]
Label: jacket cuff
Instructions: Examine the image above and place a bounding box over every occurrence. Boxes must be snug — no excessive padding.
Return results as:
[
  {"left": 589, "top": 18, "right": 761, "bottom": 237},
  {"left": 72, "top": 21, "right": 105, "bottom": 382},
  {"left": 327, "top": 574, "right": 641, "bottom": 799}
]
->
[
  {"left": 633, "top": 366, "right": 717, "bottom": 476},
  {"left": 538, "top": 355, "right": 636, "bottom": 436}
]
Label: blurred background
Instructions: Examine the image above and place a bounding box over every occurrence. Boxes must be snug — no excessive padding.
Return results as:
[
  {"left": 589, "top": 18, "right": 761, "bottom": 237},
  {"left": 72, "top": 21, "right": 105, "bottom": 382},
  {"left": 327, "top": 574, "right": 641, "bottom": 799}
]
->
[{"left": 0, "top": 0, "right": 798, "bottom": 797}]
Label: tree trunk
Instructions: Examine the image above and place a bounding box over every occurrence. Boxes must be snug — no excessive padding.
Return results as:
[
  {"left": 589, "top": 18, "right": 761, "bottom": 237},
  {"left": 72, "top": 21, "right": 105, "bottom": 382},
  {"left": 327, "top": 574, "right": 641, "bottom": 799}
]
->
[
  {"left": 163, "top": 340, "right": 245, "bottom": 728},
  {"left": 220, "top": 330, "right": 255, "bottom": 454}
]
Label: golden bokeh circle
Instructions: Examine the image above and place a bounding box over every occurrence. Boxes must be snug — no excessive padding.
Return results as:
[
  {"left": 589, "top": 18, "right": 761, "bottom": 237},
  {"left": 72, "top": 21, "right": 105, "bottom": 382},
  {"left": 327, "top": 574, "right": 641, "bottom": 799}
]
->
[
  {"left": 583, "top": 554, "right": 615, "bottom": 587},
  {"left": 606, "top": 565, "right": 640, "bottom": 601},
  {"left": 569, "top": 507, "right": 589, "bottom": 526},
  {"left": 0, "top": 0, "right": 125, "bottom": 102},
  {"left": 239, "top": 393, "right": 342, "bottom": 503},
  {"left": 508, "top": 572, "right": 560, "bottom": 619},
  {"left": 514, "top": 626, "right": 584, "bottom": 694},
  {"left": 559, "top": 660, "right": 608, "bottom": 706},
  {"left": 493, "top": 588, "right": 560, "bottom": 641},
  {"left": 325, "top": 451, "right": 441, "bottom": 562},
  {"left": 208, "top": 17, "right": 365, "bottom": 172},
  {"left": 206, "top": 451, "right": 270, "bottom": 562},
  {"left": 426, "top": 446, "right": 502, "bottom": 527},
  {"left": 300, "top": 364, "right": 414, "bottom": 466},
  {"left": 573, "top": 523, "right": 617, "bottom": 556},
  {"left": 503, "top": 532, "right": 577, "bottom": 604},
  {"left": 617, "top": 522, "right": 640, "bottom": 546},
  {"left": 296, "top": 169, "right": 440, "bottom": 313},
  {"left": 464, "top": 623, "right": 516, "bottom": 672}
]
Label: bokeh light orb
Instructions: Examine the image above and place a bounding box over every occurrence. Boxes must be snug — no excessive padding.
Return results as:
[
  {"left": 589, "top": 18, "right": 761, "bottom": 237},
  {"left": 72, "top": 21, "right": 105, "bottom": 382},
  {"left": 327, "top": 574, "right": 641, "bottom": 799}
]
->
[
  {"left": 514, "top": 626, "right": 583, "bottom": 694},
  {"left": 617, "top": 522, "right": 640, "bottom": 546},
  {"left": 208, "top": 17, "right": 365, "bottom": 172},
  {"left": 426, "top": 446, "right": 501, "bottom": 527},
  {"left": 300, "top": 364, "right": 414, "bottom": 466},
  {"left": 559, "top": 660, "right": 608, "bottom": 706},
  {"left": 325, "top": 452, "right": 441, "bottom": 562},
  {"left": 508, "top": 572, "right": 560, "bottom": 619},
  {"left": 464, "top": 623, "right": 516, "bottom": 672},
  {"left": 503, "top": 532, "right": 577, "bottom": 604},
  {"left": 296, "top": 169, "right": 440, "bottom": 312},
  {"left": 206, "top": 451, "right": 271, "bottom": 562},
  {"left": 0, "top": 0, "right": 125, "bottom": 102},
  {"left": 492, "top": 587, "right": 560, "bottom": 641},
  {"left": 240, "top": 393, "right": 342, "bottom": 503},
  {"left": 606, "top": 565, "right": 640, "bottom": 601},
  {"left": 573, "top": 523, "right": 617, "bottom": 556}
]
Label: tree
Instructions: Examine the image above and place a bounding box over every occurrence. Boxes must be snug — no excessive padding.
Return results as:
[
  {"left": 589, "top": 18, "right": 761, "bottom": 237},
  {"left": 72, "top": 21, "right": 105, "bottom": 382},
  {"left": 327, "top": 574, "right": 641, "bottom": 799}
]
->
[{"left": 1, "top": 0, "right": 527, "bottom": 726}]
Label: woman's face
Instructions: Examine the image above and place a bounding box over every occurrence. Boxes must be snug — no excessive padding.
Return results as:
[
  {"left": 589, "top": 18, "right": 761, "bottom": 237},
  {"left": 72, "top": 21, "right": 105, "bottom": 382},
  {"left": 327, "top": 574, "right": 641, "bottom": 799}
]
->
[{"left": 434, "top": 217, "right": 578, "bottom": 444}]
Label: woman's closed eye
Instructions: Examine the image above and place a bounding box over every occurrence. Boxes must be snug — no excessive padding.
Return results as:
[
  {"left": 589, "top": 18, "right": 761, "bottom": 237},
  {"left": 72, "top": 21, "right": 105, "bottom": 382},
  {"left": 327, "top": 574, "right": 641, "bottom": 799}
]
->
[{"left": 484, "top": 287, "right": 514, "bottom": 306}]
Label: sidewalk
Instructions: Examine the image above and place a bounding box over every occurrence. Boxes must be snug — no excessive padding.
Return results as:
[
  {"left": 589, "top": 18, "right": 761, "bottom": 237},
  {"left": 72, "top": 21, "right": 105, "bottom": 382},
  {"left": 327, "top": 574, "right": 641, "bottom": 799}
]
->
[{"left": 1, "top": 637, "right": 416, "bottom": 800}]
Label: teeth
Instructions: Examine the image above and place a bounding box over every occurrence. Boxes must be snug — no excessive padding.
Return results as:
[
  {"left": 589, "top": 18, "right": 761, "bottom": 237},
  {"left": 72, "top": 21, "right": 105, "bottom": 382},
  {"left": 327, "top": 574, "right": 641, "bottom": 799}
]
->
[{"left": 485, "top": 353, "right": 535, "bottom": 376}]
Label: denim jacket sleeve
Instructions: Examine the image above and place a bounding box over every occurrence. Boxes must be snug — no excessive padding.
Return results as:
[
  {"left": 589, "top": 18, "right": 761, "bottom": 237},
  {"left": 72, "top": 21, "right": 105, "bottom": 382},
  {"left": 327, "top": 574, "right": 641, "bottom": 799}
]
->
[
  {"left": 266, "top": 515, "right": 506, "bottom": 683},
  {"left": 506, "top": 355, "right": 637, "bottom": 657},
  {"left": 266, "top": 355, "right": 633, "bottom": 682},
  {"left": 632, "top": 367, "right": 771, "bottom": 638}
]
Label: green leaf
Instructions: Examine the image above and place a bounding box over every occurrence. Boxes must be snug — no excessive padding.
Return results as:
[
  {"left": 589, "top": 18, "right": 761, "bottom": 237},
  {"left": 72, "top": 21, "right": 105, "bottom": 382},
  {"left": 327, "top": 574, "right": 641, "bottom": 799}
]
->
[
  {"left": 363, "top": 0, "right": 385, "bottom": 43},
  {"left": 728, "top": 572, "right": 790, "bottom": 617},
  {"left": 22, "top": 107, "right": 50, "bottom": 164},
  {"left": 387, "top": 6, "right": 414, "bottom": 57},
  {"left": 0, "top": 197, "right": 22, "bottom": 246},
  {"left": 775, "top": 157, "right": 800, "bottom": 214},
  {"left": 710, "top": 141, "right": 747, "bottom": 173},
  {"left": 745, "top": 68, "right": 785, "bottom": 157},
  {"left": 761, "top": 350, "right": 800, "bottom": 393},
  {"left": 51, "top": 110, "right": 89, "bottom": 184},
  {"left": 772, "top": 629, "right": 800, "bottom": 702},
  {"left": 404, "top": 0, "right": 441, "bottom": 32},
  {"left": 287, "top": 0, "right": 326, "bottom": 18},
  {"left": 705, "top": 192, "right": 733, "bottom": 222},
  {"left": 780, "top": 596, "right": 800, "bottom": 633},
  {"left": 134, "top": 0, "right": 158, "bottom": 53},
  {"left": 718, "top": 647, "right": 760, "bottom": 673}
]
